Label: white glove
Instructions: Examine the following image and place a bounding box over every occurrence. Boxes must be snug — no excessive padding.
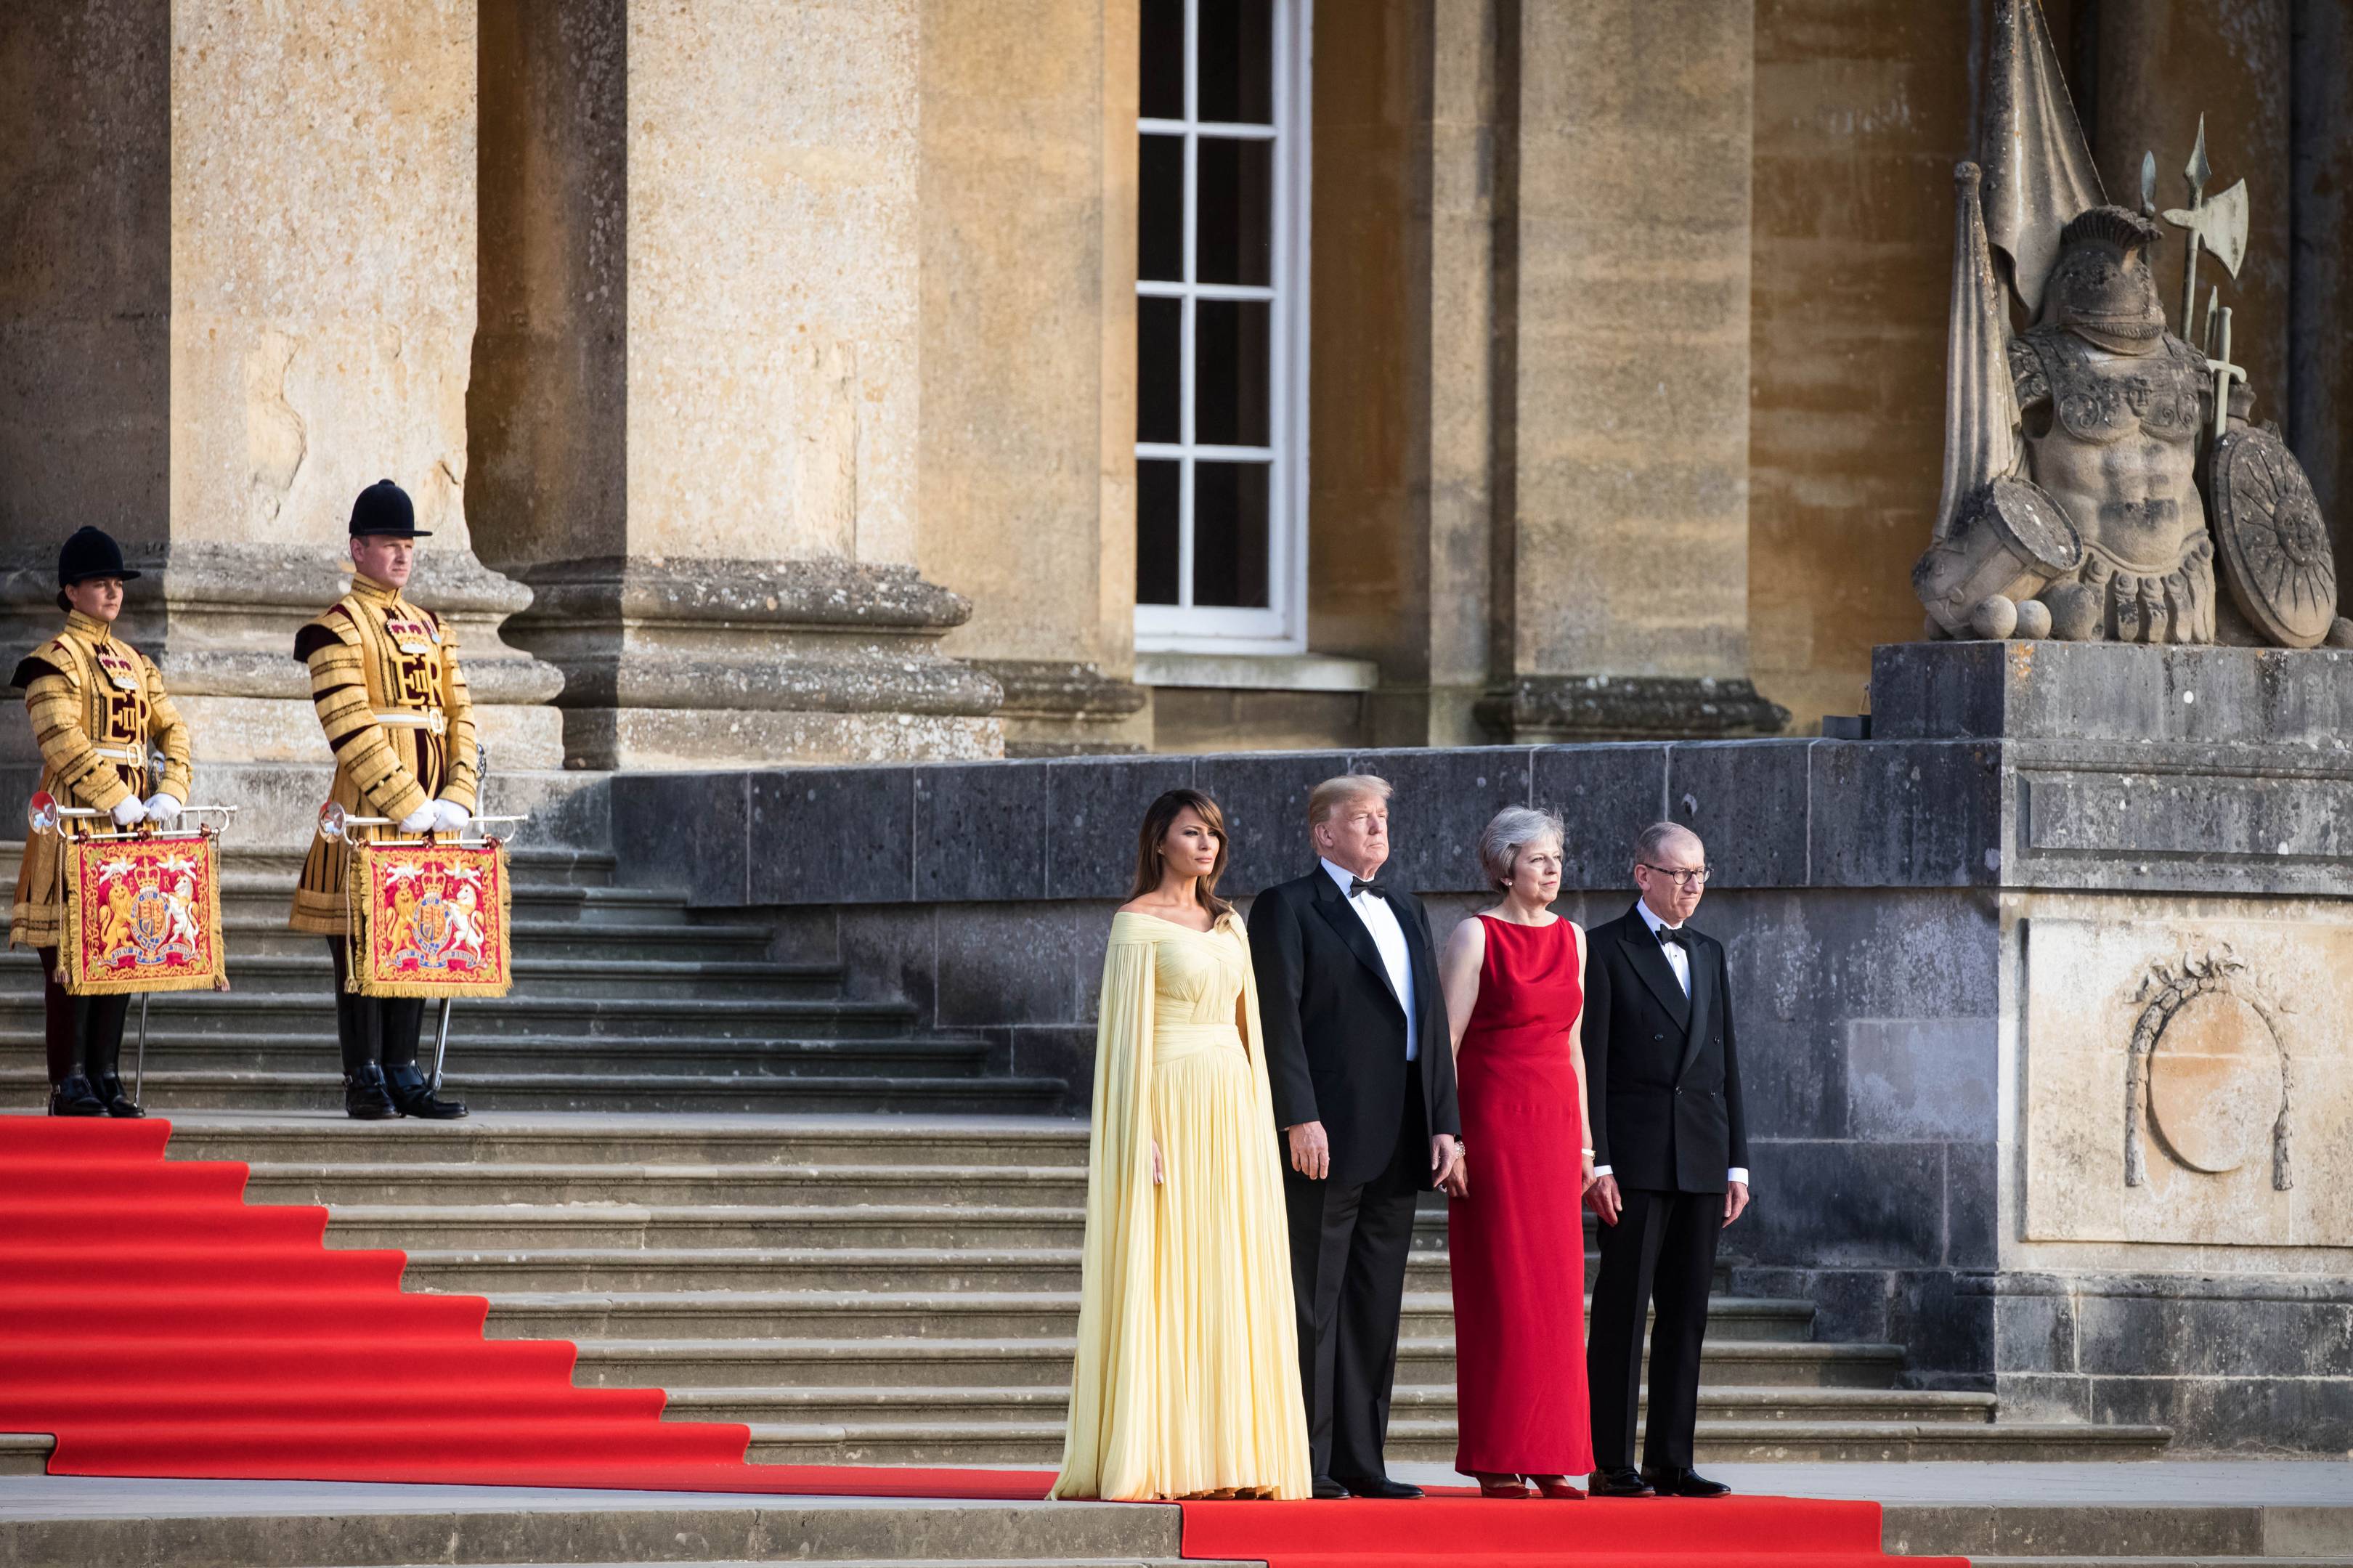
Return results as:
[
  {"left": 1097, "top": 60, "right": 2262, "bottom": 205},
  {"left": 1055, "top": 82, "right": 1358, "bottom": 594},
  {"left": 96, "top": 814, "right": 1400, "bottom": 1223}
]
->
[
  {"left": 432, "top": 798, "right": 471, "bottom": 833},
  {"left": 398, "top": 803, "right": 439, "bottom": 834},
  {"left": 143, "top": 793, "right": 182, "bottom": 826},
  {"left": 110, "top": 797, "right": 147, "bottom": 827}
]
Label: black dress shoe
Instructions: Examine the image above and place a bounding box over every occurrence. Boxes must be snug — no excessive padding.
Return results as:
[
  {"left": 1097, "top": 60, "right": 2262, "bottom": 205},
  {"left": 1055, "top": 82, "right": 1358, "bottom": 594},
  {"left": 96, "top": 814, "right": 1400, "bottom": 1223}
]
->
[
  {"left": 93, "top": 1071, "right": 145, "bottom": 1118},
  {"left": 1588, "top": 1466, "right": 1656, "bottom": 1498},
  {"left": 1640, "top": 1465, "right": 1730, "bottom": 1498},
  {"left": 343, "top": 1062, "right": 401, "bottom": 1121},
  {"left": 48, "top": 1071, "right": 107, "bottom": 1117},
  {"left": 1311, "top": 1476, "right": 1350, "bottom": 1500},
  {"left": 384, "top": 1062, "right": 467, "bottom": 1120},
  {"left": 1338, "top": 1477, "right": 1423, "bottom": 1499}
]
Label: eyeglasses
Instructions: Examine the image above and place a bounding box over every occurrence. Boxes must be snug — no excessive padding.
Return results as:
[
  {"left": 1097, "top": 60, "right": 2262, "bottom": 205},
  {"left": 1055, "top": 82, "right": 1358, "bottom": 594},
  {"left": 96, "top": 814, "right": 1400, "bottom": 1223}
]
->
[{"left": 1638, "top": 863, "right": 1711, "bottom": 887}]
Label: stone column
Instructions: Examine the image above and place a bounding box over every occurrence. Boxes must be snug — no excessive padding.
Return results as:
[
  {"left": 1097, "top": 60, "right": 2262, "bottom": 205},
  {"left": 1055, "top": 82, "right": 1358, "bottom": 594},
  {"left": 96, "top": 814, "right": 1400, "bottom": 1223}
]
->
[
  {"left": 1, "top": 1, "right": 564, "bottom": 845},
  {"left": 911, "top": 0, "right": 1149, "bottom": 757},
  {"left": 1478, "top": 0, "right": 1784, "bottom": 741},
  {"left": 472, "top": 0, "right": 1003, "bottom": 769}
]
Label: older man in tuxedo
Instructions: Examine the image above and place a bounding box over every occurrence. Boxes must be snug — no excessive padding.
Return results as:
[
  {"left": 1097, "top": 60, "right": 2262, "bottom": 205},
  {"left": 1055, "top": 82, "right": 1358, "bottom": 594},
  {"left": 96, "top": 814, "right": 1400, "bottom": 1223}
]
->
[
  {"left": 1250, "top": 773, "right": 1462, "bottom": 1500},
  {"left": 1582, "top": 821, "right": 1750, "bottom": 1499}
]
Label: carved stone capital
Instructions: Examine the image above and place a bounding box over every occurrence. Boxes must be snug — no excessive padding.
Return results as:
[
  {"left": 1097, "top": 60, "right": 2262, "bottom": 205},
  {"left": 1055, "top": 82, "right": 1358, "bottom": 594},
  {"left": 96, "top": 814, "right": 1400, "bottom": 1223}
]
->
[
  {"left": 1478, "top": 675, "right": 1789, "bottom": 742},
  {"left": 973, "top": 658, "right": 1150, "bottom": 757}
]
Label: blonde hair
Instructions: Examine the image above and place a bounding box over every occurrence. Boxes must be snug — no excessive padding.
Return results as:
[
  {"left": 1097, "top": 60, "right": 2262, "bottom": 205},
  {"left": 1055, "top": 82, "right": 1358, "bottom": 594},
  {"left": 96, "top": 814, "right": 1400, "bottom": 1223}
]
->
[{"left": 1307, "top": 773, "right": 1393, "bottom": 828}]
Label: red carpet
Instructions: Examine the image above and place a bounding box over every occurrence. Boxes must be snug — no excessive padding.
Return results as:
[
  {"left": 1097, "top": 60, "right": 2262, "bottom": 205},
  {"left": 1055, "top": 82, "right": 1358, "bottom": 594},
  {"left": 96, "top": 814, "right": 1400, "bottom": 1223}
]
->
[{"left": 0, "top": 1118, "right": 1959, "bottom": 1562}]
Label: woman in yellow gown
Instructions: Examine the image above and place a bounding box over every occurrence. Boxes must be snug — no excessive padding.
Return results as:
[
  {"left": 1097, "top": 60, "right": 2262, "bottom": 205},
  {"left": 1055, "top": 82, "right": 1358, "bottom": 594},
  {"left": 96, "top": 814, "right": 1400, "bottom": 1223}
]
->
[{"left": 1050, "top": 788, "right": 1311, "bottom": 1501}]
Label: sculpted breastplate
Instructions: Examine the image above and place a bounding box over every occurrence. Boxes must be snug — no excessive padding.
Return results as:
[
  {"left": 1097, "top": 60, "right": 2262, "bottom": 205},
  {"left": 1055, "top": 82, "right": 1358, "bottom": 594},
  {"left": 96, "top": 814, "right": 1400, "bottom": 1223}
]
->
[{"left": 2015, "top": 330, "right": 2206, "bottom": 447}]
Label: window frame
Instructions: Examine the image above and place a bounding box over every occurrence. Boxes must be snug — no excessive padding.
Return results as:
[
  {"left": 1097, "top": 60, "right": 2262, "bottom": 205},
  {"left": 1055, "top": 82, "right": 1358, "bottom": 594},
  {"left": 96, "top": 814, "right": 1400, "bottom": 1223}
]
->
[{"left": 1133, "top": 0, "right": 1312, "bottom": 656}]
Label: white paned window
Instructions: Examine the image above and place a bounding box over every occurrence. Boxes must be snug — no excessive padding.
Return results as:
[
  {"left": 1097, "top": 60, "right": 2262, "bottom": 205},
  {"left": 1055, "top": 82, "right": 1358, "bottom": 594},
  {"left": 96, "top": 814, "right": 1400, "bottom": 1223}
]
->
[{"left": 1134, "top": 0, "right": 1310, "bottom": 654}]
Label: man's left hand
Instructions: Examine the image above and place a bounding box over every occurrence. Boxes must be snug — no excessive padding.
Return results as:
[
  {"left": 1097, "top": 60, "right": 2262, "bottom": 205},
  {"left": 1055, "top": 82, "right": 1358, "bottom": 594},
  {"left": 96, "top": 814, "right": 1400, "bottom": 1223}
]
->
[
  {"left": 1430, "top": 1133, "right": 1462, "bottom": 1192},
  {"left": 1723, "top": 1179, "right": 1749, "bottom": 1228}
]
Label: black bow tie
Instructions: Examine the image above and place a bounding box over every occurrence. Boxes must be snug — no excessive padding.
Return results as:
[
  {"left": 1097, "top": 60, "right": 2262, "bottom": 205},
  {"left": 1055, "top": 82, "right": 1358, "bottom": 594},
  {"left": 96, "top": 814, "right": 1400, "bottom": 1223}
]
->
[
  {"left": 1656, "top": 925, "right": 1691, "bottom": 950},
  {"left": 1349, "top": 877, "right": 1389, "bottom": 900}
]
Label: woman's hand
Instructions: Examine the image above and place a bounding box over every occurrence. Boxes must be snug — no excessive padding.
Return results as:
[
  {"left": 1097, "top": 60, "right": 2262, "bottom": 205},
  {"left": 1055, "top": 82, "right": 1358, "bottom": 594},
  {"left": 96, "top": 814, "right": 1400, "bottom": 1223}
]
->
[
  {"left": 1580, "top": 1148, "right": 1596, "bottom": 1195},
  {"left": 1152, "top": 1140, "right": 1164, "bottom": 1186},
  {"left": 1439, "top": 1148, "right": 1469, "bottom": 1198}
]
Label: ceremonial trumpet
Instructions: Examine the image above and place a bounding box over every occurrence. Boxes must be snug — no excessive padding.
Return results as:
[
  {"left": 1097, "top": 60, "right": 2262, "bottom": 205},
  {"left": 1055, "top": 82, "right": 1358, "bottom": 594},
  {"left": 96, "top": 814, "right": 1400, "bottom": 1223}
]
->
[
  {"left": 26, "top": 790, "right": 237, "bottom": 842},
  {"left": 317, "top": 800, "right": 523, "bottom": 845}
]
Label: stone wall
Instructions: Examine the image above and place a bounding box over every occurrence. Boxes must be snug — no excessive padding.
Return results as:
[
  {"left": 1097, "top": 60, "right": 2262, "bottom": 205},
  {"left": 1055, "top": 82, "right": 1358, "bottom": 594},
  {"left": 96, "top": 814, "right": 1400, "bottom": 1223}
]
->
[{"left": 605, "top": 641, "right": 2353, "bottom": 1452}]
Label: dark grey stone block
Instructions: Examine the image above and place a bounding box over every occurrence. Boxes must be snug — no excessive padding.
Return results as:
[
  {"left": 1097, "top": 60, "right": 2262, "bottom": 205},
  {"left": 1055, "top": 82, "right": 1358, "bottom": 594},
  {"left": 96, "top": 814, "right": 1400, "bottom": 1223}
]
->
[
  {"left": 1011, "top": 1023, "right": 1100, "bottom": 1113},
  {"left": 748, "top": 767, "right": 914, "bottom": 903},
  {"left": 1728, "top": 1017, "right": 1845, "bottom": 1142},
  {"left": 1732, "top": 1266, "right": 1890, "bottom": 1345},
  {"left": 1872, "top": 639, "right": 2353, "bottom": 745},
  {"left": 2089, "top": 1373, "right": 2353, "bottom": 1455},
  {"left": 1809, "top": 740, "right": 2003, "bottom": 887},
  {"left": 933, "top": 902, "right": 1105, "bottom": 1029},
  {"left": 1348, "top": 745, "right": 1535, "bottom": 896},
  {"left": 1994, "top": 1371, "right": 2092, "bottom": 1422},
  {"left": 2072, "top": 1293, "right": 2182, "bottom": 1378},
  {"left": 1943, "top": 1141, "right": 1998, "bottom": 1269},
  {"left": 1531, "top": 743, "right": 1669, "bottom": 888},
  {"left": 911, "top": 763, "right": 1050, "bottom": 902},
  {"left": 1890, "top": 1268, "right": 1995, "bottom": 1382},
  {"left": 2020, "top": 766, "right": 2353, "bottom": 868},
  {"left": 1665, "top": 739, "right": 1811, "bottom": 887},
  {"left": 610, "top": 771, "right": 749, "bottom": 904},
  {"left": 1744, "top": 1140, "right": 1946, "bottom": 1269},
  {"left": 1043, "top": 757, "right": 1198, "bottom": 901},
  {"left": 1994, "top": 1288, "right": 2076, "bottom": 1375},
  {"left": 1845, "top": 1018, "right": 1997, "bottom": 1143},
  {"left": 1193, "top": 752, "right": 1351, "bottom": 895}
]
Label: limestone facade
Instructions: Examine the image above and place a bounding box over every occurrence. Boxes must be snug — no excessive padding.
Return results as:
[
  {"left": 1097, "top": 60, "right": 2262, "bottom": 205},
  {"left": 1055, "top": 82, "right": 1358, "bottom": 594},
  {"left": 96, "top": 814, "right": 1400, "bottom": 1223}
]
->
[{"left": 9, "top": 1, "right": 2353, "bottom": 778}]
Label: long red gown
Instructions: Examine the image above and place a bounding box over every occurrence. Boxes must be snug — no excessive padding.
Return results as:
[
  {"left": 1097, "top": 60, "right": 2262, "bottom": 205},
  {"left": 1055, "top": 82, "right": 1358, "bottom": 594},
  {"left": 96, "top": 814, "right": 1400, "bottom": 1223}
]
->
[{"left": 1447, "top": 914, "right": 1596, "bottom": 1477}]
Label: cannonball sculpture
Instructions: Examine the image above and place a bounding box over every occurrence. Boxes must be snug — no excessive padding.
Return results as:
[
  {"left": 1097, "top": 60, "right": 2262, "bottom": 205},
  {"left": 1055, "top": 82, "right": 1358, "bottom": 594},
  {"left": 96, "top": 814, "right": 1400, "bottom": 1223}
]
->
[
  {"left": 1970, "top": 594, "right": 2019, "bottom": 641},
  {"left": 2013, "top": 598, "right": 2055, "bottom": 640}
]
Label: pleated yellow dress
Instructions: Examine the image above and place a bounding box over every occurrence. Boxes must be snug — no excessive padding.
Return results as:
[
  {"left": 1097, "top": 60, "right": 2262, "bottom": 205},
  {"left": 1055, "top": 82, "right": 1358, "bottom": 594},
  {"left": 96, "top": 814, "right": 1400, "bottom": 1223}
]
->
[{"left": 1049, "top": 910, "right": 1311, "bottom": 1500}]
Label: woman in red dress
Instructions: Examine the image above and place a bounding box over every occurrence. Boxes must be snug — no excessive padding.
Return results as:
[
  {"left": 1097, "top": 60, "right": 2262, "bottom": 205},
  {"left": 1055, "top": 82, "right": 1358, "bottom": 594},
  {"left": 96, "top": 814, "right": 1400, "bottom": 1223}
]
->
[{"left": 1438, "top": 807, "right": 1596, "bottom": 1499}]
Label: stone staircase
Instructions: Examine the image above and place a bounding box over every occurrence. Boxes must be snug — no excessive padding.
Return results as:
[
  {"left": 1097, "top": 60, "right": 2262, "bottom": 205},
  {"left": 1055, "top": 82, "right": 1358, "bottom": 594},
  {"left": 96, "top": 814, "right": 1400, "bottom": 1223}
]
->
[
  {"left": 0, "top": 840, "right": 2172, "bottom": 1471},
  {"left": 0, "top": 845, "right": 1065, "bottom": 1116}
]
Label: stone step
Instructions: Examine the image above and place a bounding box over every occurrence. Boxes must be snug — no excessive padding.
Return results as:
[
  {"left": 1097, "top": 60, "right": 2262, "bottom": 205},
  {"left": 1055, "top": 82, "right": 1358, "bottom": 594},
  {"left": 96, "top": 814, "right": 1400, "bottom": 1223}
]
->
[
  {"left": 247, "top": 1161, "right": 1084, "bottom": 1207},
  {"left": 0, "top": 1431, "right": 51, "bottom": 1475},
  {"left": 665, "top": 1379, "right": 1992, "bottom": 1430},
  {"left": 2, "top": 1072, "right": 1070, "bottom": 1117},
  {"left": 9, "top": 1034, "right": 999, "bottom": 1080},
  {"left": 0, "top": 988, "right": 926, "bottom": 1040},
  {"left": 320, "top": 1201, "right": 1092, "bottom": 1250},
  {"left": 0, "top": 950, "right": 833, "bottom": 1004},
  {"left": 471, "top": 1286, "right": 1811, "bottom": 1344},
  {"left": 566, "top": 1334, "right": 1907, "bottom": 1390},
  {"left": 209, "top": 916, "right": 780, "bottom": 962},
  {"left": 160, "top": 1114, "right": 1094, "bottom": 1167},
  {"left": 1885, "top": 1503, "right": 2353, "bottom": 1562},
  {"left": 1970, "top": 1561, "right": 2353, "bottom": 1567},
  {"left": 0, "top": 1494, "right": 1182, "bottom": 1568}
]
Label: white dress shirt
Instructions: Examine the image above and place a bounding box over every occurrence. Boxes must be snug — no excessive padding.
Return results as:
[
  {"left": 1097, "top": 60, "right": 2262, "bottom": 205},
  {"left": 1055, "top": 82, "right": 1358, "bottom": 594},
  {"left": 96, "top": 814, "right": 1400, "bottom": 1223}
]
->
[
  {"left": 1321, "top": 858, "right": 1416, "bottom": 1063},
  {"left": 1595, "top": 901, "right": 1748, "bottom": 1189}
]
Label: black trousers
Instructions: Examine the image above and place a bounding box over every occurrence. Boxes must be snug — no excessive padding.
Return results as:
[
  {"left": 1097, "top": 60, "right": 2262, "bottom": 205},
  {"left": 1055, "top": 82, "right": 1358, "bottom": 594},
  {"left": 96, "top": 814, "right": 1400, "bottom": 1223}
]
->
[
  {"left": 327, "top": 940, "right": 425, "bottom": 1075},
  {"left": 37, "top": 947, "right": 131, "bottom": 1086},
  {"left": 1283, "top": 1070, "right": 1426, "bottom": 1488},
  {"left": 1586, "top": 1185, "right": 1723, "bottom": 1471}
]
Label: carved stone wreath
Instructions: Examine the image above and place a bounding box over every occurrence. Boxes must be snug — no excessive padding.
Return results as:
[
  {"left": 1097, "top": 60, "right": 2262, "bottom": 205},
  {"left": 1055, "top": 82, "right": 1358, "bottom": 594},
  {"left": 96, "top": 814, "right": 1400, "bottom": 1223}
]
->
[
  {"left": 2124, "top": 949, "right": 2291, "bottom": 1190},
  {"left": 2208, "top": 427, "right": 2338, "bottom": 649}
]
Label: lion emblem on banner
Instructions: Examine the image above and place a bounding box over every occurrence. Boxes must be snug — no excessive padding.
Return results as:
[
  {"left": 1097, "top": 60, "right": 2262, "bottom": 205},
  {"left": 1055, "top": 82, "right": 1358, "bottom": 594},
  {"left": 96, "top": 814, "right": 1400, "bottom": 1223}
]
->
[
  {"left": 61, "top": 835, "right": 227, "bottom": 996},
  {"left": 348, "top": 840, "right": 513, "bottom": 999}
]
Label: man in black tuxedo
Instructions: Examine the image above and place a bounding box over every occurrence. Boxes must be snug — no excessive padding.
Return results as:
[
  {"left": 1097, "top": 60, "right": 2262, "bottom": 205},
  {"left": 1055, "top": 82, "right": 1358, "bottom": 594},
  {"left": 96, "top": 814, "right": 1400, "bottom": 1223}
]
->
[
  {"left": 1249, "top": 774, "right": 1462, "bottom": 1500},
  {"left": 1582, "top": 821, "right": 1749, "bottom": 1499}
]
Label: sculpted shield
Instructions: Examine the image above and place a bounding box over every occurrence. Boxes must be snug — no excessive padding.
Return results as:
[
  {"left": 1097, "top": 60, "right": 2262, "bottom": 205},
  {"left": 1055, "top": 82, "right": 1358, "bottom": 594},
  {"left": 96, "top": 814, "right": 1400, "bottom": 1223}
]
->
[
  {"left": 2208, "top": 427, "right": 2338, "bottom": 649},
  {"left": 347, "top": 839, "right": 513, "bottom": 999},
  {"left": 60, "top": 834, "right": 228, "bottom": 996}
]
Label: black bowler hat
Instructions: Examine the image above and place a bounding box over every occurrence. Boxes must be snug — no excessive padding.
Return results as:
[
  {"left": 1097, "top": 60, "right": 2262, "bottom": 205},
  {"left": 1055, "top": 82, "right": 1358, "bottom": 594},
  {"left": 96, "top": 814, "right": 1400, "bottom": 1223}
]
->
[
  {"left": 57, "top": 527, "right": 141, "bottom": 587},
  {"left": 349, "top": 479, "right": 433, "bottom": 539}
]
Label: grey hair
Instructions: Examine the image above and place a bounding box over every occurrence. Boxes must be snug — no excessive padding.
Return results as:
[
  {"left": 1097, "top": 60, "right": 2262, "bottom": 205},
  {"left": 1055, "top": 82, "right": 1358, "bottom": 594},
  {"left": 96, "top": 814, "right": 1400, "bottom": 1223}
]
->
[
  {"left": 1633, "top": 820, "right": 1701, "bottom": 865},
  {"left": 1477, "top": 807, "right": 1566, "bottom": 889}
]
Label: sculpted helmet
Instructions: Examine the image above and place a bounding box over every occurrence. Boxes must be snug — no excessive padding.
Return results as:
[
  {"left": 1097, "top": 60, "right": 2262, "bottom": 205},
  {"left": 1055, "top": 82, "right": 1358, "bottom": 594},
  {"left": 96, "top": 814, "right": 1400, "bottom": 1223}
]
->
[{"left": 2039, "top": 206, "right": 2168, "bottom": 350}]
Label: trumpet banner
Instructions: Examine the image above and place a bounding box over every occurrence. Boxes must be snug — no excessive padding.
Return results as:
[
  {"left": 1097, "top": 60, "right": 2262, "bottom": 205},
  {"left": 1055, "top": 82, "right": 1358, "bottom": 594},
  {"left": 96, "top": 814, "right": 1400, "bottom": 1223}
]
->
[
  {"left": 346, "top": 839, "right": 513, "bottom": 999},
  {"left": 60, "top": 834, "right": 228, "bottom": 996}
]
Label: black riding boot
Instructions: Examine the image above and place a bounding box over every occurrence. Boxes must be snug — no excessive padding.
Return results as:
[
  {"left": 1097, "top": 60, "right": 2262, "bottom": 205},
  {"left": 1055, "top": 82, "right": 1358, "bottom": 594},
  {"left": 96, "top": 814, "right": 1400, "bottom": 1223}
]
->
[{"left": 39, "top": 948, "right": 107, "bottom": 1117}]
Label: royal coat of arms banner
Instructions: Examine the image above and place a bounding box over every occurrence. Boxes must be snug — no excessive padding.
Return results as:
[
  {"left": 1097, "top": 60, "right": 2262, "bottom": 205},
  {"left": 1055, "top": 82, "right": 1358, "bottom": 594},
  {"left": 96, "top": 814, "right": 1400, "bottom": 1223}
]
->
[
  {"left": 346, "top": 839, "right": 513, "bottom": 999},
  {"left": 60, "top": 834, "right": 229, "bottom": 996}
]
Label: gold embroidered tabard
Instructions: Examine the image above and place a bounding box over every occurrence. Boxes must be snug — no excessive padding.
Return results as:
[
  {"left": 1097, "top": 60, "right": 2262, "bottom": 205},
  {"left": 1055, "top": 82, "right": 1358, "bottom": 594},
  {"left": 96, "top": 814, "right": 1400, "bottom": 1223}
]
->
[
  {"left": 9, "top": 612, "right": 194, "bottom": 950},
  {"left": 288, "top": 574, "right": 479, "bottom": 936}
]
